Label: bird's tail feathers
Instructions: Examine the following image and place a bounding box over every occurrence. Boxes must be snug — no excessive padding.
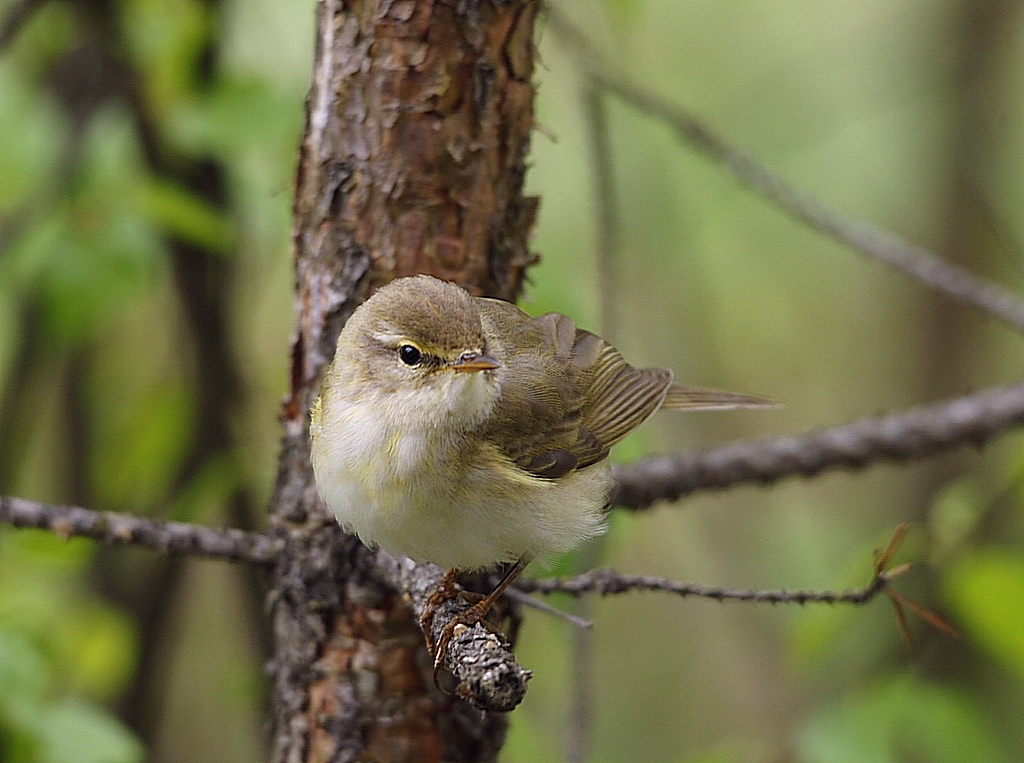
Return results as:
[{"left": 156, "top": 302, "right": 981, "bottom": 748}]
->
[{"left": 662, "top": 384, "right": 778, "bottom": 411}]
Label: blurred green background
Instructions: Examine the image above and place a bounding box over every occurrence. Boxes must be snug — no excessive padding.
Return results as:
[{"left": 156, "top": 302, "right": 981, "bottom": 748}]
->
[{"left": 2, "top": 0, "right": 1023, "bottom": 761}]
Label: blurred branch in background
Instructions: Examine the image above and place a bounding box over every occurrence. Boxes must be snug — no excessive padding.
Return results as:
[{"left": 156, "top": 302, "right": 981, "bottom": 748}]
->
[
  {"left": 0, "top": 0, "right": 46, "bottom": 51},
  {"left": 548, "top": 9, "right": 1024, "bottom": 336},
  {"left": 564, "top": 81, "right": 621, "bottom": 763}
]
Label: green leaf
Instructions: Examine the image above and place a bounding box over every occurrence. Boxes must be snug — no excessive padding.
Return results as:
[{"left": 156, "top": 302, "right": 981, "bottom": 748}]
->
[
  {"left": 599, "top": 0, "right": 643, "bottom": 27},
  {"left": 90, "top": 383, "right": 194, "bottom": 508},
  {"left": 944, "top": 549, "right": 1024, "bottom": 682},
  {"left": 928, "top": 478, "right": 985, "bottom": 564},
  {"left": 1, "top": 109, "right": 165, "bottom": 343},
  {"left": 58, "top": 607, "right": 138, "bottom": 701},
  {"left": 796, "top": 675, "right": 1006, "bottom": 763},
  {"left": 0, "top": 629, "right": 51, "bottom": 763},
  {"left": 0, "top": 61, "right": 66, "bottom": 208},
  {"left": 0, "top": 629, "right": 51, "bottom": 704},
  {"left": 166, "top": 452, "right": 242, "bottom": 524},
  {"left": 120, "top": 0, "right": 213, "bottom": 112},
  {"left": 0, "top": 630, "right": 143, "bottom": 763},
  {"left": 140, "top": 176, "right": 235, "bottom": 253},
  {"left": 176, "top": 77, "right": 301, "bottom": 155},
  {"left": 37, "top": 698, "right": 144, "bottom": 763},
  {"left": 0, "top": 525, "right": 95, "bottom": 573}
]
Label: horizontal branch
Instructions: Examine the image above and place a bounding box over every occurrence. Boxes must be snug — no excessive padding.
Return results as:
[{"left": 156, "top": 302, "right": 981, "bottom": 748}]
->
[
  {"left": 548, "top": 11, "right": 1024, "bottom": 335},
  {"left": 612, "top": 379, "right": 1024, "bottom": 509},
  {"left": 0, "top": 496, "right": 282, "bottom": 564},
  {"left": 519, "top": 525, "right": 957, "bottom": 639},
  {"left": 519, "top": 566, "right": 888, "bottom": 606}
]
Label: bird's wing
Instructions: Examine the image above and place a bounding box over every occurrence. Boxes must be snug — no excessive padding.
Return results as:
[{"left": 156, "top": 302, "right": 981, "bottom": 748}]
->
[
  {"left": 476, "top": 301, "right": 673, "bottom": 477},
  {"left": 575, "top": 341, "right": 675, "bottom": 451}
]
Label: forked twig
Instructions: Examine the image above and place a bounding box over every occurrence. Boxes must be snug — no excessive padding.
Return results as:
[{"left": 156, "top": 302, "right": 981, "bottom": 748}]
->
[{"left": 520, "top": 524, "right": 957, "bottom": 638}]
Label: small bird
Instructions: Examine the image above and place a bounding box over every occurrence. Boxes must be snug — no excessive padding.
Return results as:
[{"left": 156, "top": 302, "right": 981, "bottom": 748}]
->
[{"left": 310, "top": 275, "right": 770, "bottom": 675}]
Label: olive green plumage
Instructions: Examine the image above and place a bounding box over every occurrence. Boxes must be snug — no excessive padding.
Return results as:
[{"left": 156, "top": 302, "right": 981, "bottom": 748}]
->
[{"left": 310, "top": 275, "right": 770, "bottom": 570}]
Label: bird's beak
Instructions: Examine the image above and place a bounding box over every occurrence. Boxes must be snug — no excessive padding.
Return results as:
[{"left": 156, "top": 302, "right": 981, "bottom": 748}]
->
[{"left": 452, "top": 352, "right": 501, "bottom": 372}]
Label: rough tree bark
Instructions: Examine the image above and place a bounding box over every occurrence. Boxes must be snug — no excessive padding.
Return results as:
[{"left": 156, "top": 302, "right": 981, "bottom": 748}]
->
[{"left": 268, "top": 1, "right": 540, "bottom": 760}]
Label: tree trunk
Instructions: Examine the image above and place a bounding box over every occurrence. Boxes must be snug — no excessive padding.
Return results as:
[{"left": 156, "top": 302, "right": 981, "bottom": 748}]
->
[{"left": 268, "top": 0, "right": 539, "bottom": 760}]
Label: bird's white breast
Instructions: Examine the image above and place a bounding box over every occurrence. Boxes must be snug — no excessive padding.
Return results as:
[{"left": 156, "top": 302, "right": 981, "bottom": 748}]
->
[{"left": 310, "top": 373, "right": 609, "bottom": 569}]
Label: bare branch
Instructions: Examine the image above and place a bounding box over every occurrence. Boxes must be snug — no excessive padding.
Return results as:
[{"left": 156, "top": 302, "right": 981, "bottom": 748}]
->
[
  {"left": 519, "top": 565, "right": 892, "bottom": 605},
  {"left": 547, "top": 11, "right": 1024, "bottom": 335},
  {"left": 612, "top": 379, "right": 1024, "bottom": 509},
  {"left": 0, "top": 496, "right": 282, "bottom": 565},
  {"left": 519, "top": 525, "right": 957, "bottom": 639},
  {"left": 503, "top": 587, "right": 593, "bottom": 629}
]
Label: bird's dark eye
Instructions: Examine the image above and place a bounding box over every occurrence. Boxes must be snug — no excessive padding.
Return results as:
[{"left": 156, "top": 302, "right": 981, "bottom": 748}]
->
[{"left": 398, "top": 344, "right": 422, "bottom": 366}]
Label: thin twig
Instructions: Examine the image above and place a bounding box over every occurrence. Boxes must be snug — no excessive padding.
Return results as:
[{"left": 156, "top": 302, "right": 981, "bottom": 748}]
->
[
  {"left": 519, "top": 566, "right": 891, "bottom": 605},
  {"left": 547, "top": 10, "right": 1024, "bottom": 335},
  {"left": 612, "top": 379, "right": 1024, "bottom": 509},
  {"left": 0, "top": 496, "right": 283, "bottom": 565},
  {"left": 503, "top": 587, "right": 593, "bottom": 629}
]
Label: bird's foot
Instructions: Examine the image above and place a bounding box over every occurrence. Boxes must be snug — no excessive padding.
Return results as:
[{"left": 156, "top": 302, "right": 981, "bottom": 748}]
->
[
  {"left": 428, "top": 596, "right": 501, "bottom": 691},
  {"left": 420, "top": 559, "right": 530, "bottom": 692},
  {"left": 419, "top": 569, "right": 497, "bottom": 691}
]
